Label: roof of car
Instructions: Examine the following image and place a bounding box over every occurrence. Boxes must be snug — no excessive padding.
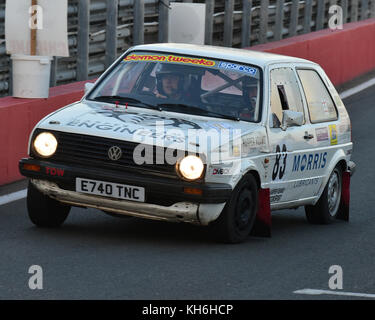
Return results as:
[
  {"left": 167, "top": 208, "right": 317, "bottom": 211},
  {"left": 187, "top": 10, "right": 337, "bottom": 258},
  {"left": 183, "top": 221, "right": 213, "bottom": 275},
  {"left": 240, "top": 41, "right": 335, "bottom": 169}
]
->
[{"left": 128, "top": 43, "right": 316, "bottom": 68}]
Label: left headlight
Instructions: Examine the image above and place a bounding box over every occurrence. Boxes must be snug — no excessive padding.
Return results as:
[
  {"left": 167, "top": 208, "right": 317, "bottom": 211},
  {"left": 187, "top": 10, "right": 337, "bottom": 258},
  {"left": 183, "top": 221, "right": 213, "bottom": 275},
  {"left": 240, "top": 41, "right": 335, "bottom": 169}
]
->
[
  {"left": 177, "top": 155, "right": 204, "bottom": 181},
  {"left": 33, "top": 132, "right": 58, "bottom": 157}
]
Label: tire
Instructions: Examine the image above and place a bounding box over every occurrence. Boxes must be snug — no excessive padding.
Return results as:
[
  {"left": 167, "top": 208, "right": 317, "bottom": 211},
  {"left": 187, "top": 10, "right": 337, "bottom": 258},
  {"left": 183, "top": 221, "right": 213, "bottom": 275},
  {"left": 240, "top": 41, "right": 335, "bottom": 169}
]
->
[
  {"left": 27, "top": 181, "right": 71, "bottom": 228},
  {"left": 210, "top": 174, "right": 258, "bottom": 244},
  {"left": 305, "top": 166, "right": 343, "bottom": 224}
]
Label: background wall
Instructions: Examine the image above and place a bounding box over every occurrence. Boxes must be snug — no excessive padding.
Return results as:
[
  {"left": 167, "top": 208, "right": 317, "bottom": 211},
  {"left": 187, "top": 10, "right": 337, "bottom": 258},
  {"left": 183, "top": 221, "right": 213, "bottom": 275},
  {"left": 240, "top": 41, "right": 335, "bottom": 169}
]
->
[{"left": 1, "top": 0, "right": 375, "bottom": 97}]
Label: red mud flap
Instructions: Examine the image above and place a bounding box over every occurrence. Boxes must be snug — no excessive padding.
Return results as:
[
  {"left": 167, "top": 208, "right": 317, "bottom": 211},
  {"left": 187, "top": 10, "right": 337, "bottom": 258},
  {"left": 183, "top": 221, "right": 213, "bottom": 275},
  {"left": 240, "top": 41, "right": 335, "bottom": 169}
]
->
[
  {"left": 336, "top": 171, "right": 350, "bottom": 221},
  {"left": 251, "top": 188, "right": 271, "bottom": 237}
]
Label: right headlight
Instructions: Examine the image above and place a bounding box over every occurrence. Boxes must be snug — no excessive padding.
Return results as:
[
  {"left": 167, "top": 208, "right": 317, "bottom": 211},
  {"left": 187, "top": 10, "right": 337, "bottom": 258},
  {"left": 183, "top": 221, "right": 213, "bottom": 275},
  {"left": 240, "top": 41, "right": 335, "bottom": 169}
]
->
[
  {"left": 33, "top": 132, "right": 58, "bottom": 158},
  {"left": 177, "top": 155, "right": 204, "bottom": 181}
]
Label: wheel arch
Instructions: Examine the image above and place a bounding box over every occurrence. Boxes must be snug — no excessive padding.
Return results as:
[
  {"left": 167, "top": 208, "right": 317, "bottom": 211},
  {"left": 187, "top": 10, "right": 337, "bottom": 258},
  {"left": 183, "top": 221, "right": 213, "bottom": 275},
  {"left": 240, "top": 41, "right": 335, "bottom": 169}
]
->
[
  {"left": 244, "top": 169, "right": 261, "bottom": 189},
  {"left": 314, "top": 150, "right": 348, "bottom": 205}
]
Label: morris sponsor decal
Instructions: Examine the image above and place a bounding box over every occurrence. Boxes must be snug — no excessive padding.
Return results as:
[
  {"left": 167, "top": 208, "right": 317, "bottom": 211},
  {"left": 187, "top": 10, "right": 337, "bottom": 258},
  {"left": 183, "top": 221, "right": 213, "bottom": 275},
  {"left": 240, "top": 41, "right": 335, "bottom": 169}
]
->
[{"left": 292, "top": 152, "right": 327, "bottom": 172}]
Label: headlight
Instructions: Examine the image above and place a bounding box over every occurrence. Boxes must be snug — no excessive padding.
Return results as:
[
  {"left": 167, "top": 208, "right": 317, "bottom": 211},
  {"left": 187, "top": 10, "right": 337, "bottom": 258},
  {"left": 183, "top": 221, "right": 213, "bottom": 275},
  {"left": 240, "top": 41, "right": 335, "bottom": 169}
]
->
[
  {"left": 33, "top": 132, "right": 58, "bottom": 157},
  {"left": 177, "top": 155, "right": 204, "bottom": 181}
]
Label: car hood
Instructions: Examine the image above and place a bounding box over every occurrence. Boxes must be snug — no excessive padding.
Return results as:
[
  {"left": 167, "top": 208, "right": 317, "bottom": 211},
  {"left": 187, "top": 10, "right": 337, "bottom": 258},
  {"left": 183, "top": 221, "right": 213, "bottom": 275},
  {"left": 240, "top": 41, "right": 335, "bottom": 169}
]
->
[{"left": 37, "top": 100, "right": 265, "bottom": 157}]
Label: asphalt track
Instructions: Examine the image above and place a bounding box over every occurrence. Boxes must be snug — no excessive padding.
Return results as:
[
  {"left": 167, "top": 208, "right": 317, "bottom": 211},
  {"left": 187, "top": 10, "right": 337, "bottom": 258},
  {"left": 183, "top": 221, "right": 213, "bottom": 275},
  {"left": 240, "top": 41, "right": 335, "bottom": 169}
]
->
[{"left": 0, "top": 84, "right": 374, "bottom": 300}]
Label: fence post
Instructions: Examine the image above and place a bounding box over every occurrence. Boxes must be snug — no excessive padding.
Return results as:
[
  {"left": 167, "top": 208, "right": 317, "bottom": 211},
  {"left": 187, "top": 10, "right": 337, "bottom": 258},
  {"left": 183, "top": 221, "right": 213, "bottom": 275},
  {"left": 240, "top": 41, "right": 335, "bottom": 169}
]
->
[
  {"left": 133, "top": 0, "right": 144, "bottom": 45},
  {"left": 77, "top": 0, "right": 90, "bottom": 81},
  {"left": 259, "top": 0, "right": 269, "bottom": 44},
  {"left": 361, "top": 0, "right": 369, "bottom": 19},
  {"left": 316, "top": 0, "right": 325, "bottom": 30},
  {"left": 106, "top": 0, "right": 118, "bottom": 68},
  {"left": 205, "top": 0, "right": 214, "bottom": 45},
  {"left": 50, "top": 57, "right": 58, "bottom": 87},
  {"left": 342, "top": 0, "right": 349, "bottom": 23},
  {"left": 351, "top": 0, "right": 359, "bottom": 22},
  {"left": 274, "top": 0, "right": 284, "bottom": 41},
  {"left": 303, "top": 0, "right": 312, "bottom": 33},
  {"left": 223, "top": 0, "right": 234, "bottom": 47},
  {"left": 289, "top": 0, "right": 299, "bottom": 37},
  {"left": 371, "top": 0, "right": 375, "bottom": 18},
  {"left": 158, "top": 0, "right": 170, "bottom": 43},
  {"left": 9, "top": 58, "right": 13, "bottom": 96},
  {"left": 241, "top": 0, "right": 252, "bottom": 47}
]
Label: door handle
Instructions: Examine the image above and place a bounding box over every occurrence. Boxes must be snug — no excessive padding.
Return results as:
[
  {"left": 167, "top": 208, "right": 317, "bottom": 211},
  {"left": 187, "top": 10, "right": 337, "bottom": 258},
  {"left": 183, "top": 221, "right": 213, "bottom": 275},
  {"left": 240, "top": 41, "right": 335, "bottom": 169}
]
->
[{"left": 304, "top": 132, "right": 314, "bottom": 140}]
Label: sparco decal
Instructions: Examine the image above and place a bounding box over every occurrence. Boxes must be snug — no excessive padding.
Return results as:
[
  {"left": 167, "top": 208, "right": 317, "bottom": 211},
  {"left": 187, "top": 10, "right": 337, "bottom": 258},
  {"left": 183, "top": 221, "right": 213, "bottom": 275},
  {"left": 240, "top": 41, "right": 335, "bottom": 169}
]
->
[
  {"left": 292, "top": 152, "right": 327, "bottom": 172},
  {"left": 272, "top": 144, "right": 287, "bottom": 180}
]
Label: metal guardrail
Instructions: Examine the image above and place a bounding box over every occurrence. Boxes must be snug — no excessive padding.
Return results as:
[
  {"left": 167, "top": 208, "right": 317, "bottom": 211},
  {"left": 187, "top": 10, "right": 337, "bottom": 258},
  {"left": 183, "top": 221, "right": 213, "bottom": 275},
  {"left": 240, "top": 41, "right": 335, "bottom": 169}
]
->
[{"left": 0, "top": 0, "right": 374, "bottom": 97}]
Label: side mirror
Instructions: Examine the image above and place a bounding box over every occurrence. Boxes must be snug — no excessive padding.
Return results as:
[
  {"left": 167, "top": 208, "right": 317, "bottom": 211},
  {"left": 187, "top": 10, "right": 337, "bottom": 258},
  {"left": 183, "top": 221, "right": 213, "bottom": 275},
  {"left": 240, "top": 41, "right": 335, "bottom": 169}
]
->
[
  {"left": 84, "top": 82, "right": 95, "bottom": 95},
  {"left": 281, "top": 110, "right": 304, "bottom": 130}
]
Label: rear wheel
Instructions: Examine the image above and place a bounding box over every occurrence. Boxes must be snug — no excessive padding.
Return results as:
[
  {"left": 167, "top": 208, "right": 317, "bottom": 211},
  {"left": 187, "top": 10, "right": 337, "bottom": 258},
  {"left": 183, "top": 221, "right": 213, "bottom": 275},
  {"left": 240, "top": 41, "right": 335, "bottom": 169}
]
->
[
  {"left": 27, "top": 181, "right": 71, "bottom": 228},
  {"left": 211, "top": 174, "right": 258, "bottom": 243},
  {"left": 305, "top": 166, "right": 342, "bottom": 224}
]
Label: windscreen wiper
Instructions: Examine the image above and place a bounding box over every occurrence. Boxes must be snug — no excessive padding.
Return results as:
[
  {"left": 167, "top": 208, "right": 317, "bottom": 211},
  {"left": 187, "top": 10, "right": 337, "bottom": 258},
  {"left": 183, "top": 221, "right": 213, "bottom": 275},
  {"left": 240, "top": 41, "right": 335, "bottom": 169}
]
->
[
  {"left": 157, "top": 103, "right": 241, "bottom": 121},
  {"left": 92, "top": 95, "right": 162, "bottom": 111}
]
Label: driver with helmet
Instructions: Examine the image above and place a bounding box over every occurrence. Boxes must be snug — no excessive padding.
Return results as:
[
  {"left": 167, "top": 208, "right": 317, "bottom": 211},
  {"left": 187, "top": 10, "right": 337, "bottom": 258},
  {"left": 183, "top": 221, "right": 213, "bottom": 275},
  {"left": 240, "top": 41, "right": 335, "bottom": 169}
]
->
[{"left": 155, "top": 63, "right": 190, "bottom": 100}]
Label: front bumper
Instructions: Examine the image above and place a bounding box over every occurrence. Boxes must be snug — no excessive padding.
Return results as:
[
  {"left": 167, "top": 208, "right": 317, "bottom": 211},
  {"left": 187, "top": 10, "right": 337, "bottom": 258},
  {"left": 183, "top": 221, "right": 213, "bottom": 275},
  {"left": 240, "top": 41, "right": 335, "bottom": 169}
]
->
[{"left": 20, "top": 158, "right": 232, "bottom": 224}]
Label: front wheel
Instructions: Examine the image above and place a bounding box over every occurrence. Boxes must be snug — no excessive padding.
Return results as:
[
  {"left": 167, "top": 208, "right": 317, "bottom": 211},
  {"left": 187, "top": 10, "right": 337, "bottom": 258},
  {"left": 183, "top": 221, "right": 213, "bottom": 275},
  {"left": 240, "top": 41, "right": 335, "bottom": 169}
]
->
[
  {"left": 305, "top": 166, "right": 342, "bottom": 224},
  {"left": 27, "top": 181, "right": 71, "bottom": 228},
  {"left": 210, "top": 174, "right": 258, "bottom": 243}
]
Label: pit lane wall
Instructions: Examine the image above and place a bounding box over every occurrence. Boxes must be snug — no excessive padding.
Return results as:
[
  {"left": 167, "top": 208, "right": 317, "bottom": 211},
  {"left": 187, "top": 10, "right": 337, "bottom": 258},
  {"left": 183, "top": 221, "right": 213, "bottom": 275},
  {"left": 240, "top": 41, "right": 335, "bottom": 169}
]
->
[{"left": 1, "top": 19, "right": 375, "bottom": 186}]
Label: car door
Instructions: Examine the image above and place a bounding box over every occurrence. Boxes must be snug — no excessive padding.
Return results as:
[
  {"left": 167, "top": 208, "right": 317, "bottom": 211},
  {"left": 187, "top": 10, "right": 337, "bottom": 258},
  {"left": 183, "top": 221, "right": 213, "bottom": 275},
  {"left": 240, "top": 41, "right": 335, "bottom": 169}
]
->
[
  {"left": 267, "top": 65, "right": 319, "bottom": 206},
  {"left": 294, "top": 67, "right": 341, "bottom": 197}
]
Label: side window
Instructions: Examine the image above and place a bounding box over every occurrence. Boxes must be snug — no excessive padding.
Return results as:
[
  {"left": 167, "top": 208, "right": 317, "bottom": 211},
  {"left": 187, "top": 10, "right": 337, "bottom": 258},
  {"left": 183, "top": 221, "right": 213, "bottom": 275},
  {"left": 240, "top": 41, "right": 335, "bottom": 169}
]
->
[
  {"left": 297, "top": 69, "right": 338, "bottom": 123},
  {"left": 270, "top": 67, "right": 305, "bottom": 128}
]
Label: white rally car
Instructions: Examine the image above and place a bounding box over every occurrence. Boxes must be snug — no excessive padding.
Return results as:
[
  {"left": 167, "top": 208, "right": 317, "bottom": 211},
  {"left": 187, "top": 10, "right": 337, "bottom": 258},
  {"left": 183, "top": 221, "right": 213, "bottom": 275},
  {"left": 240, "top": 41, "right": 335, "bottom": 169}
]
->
[{"left": 19, "top": 43, "right": 355, "bottom": 243}]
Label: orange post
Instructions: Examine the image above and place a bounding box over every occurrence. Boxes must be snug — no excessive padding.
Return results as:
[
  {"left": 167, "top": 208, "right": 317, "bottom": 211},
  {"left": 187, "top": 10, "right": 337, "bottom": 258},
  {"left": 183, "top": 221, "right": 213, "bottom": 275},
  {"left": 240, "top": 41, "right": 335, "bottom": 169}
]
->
[{"left": 30, "top": 0, "right": 37, "bottom": 55}]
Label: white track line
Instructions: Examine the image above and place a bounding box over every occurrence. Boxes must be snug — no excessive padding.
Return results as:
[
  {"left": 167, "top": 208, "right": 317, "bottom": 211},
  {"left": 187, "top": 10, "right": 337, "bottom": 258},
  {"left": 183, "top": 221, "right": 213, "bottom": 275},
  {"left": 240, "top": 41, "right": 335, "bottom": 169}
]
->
[
  {"left": 0, "top": 189, "right": 27, "bottom": 206},
  {"left": 340, "top": 77, "right": 375, "bottom": 100},
  {"left": 0, "top": 78, "right": 374, "bottom": 207},
  {"left": 294, "top": 288, "right": 375, "bottom": 299}
]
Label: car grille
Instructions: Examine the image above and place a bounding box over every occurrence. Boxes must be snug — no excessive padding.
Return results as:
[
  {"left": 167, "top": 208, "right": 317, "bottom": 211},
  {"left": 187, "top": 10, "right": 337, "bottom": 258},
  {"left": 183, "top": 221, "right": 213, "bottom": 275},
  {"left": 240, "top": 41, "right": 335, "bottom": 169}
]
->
[{"left": 33, "top": 130, "right": 180, "bottom": 178}]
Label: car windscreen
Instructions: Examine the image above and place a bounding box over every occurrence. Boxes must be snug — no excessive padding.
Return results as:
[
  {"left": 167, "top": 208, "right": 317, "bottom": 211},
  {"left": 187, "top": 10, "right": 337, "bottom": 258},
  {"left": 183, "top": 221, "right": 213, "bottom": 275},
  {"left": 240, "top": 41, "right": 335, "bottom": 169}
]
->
[{"left": 87, "top": 51, "right": 262, "bottom": 122}]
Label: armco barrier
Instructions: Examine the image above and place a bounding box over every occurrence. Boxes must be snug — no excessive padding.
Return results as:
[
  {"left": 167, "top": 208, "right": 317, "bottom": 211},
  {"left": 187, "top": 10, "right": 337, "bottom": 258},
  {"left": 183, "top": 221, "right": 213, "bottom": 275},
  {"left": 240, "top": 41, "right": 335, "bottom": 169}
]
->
[
  {"left": 1, "top": 19, "right": 375, "bottom": 186},
  {"left": 0, "top": 80, "right": 94, "bottom": 185},
  {"left": 249, "top": 18, "right": 375, "bottom": 86}
]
